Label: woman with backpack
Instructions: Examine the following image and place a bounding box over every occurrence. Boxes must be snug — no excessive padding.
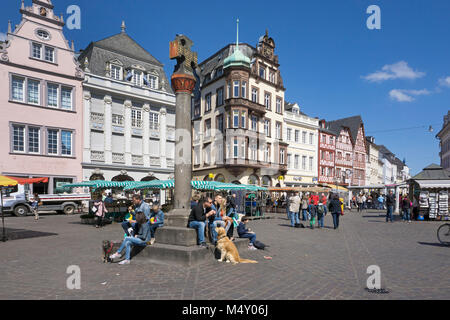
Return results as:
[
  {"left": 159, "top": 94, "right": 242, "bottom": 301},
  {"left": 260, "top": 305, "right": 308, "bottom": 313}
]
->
[{"left": 317, "top": 203, "right": 326, "bottom": 229}]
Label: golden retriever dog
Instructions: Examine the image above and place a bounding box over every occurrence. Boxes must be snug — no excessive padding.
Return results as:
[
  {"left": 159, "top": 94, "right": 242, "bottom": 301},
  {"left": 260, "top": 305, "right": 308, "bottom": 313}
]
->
[{"left": 215, "top": 227, "right": 257, "bottom": 264}]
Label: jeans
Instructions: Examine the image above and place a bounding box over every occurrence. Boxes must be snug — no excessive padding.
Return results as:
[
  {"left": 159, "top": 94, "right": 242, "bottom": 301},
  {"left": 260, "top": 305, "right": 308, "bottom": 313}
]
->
[
  {"left": 301, "top": 209, "right": 308, "bottom": 221},
  {"left": 209, "top": 220, "right": 226, "bottom": 243},
  {"left": 240, "top": 232, "right": 256, "bottom": 245},
  {"left": 317, "top": 214, "right": 324, "bottom": 228},
  {"left": 149, "top": 223, "right": 163, "bottom": 238},
  {"left": 310, "top": 217, "right": 316, "bottom": 228},
  {"left": 378, "top": 202, "right": 383, "bottom": 210},
  {"left": 386, "top": 206, "right": 394, "bottom": 222},
  {"left": 122, "top": 221, "right": 139, "bottom": 236},
  {"left": 403, "top": 208, "right": 410, "bottom": 221},
  {"left": 189, "top": 221, "right": 206, "bottom": 244},
  {"left": 357, "top": 203, "right": 362, "bottom": 212},
  {"left": 289, "top": 211, "right": 300, "bottom": 226},
  {"left": 118, "top": 236, "right": 147, "bottom": 260},
  {"left": 332, "top": 213, "right": 340, "bottom": 229}
]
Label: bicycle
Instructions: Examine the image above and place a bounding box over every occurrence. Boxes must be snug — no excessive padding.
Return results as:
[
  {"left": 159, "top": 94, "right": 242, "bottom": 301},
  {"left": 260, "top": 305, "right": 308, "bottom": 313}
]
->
[{"left": 437, "top": 223, "right": 450, "bottom": 246}]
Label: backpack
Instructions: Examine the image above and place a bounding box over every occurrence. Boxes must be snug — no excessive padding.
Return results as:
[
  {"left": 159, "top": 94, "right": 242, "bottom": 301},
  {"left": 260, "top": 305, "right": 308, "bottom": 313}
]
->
[
  {"left": 253, "top": 240, "right": 266, "bottom": 250},
  {"left": 317, "top": 205, "right": 325, "bottom": 215}
]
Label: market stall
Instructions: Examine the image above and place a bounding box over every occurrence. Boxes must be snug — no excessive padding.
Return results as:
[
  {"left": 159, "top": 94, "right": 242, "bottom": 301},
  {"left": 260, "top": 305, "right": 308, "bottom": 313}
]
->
[{"left": 0, "top": 176, "right": 19, "bottom": 242}]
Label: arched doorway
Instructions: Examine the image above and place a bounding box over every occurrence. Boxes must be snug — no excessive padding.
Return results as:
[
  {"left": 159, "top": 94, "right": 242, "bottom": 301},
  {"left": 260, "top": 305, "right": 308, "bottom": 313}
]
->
[
  {"left": 231, "top": 180, "right": 241, "bottom": 184},
  {"left": 112, "top": 173, "right": 134, "bottom": 181},
  {"left": 141, "top": 175, "right": 158, "bottom": 181},
  {"left": 214, "top": 174, "right": 225, "bottom": 183},
  {"left": 89, "top": 173, "right": 104, "bottom": 181},
  {"left": 248, "top": 174, "right": 259, "bottom": 185},
  {"left": 262, "top": 175, "right": 272, "bottom": 187}
]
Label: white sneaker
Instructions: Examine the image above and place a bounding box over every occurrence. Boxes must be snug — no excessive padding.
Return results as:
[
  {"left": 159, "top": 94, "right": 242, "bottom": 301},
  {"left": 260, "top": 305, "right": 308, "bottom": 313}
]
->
[
  {"left": 149, "top": 238, "right": 155, "bottom": 245},
  {"left": 118, "top": 259, "right": 130, "bottom": 265},
  {"left": 109, "top": 252, "right": 121, "bottom": 260},
  {"left": 248, "top": 245, "right": 257, "bottom": 251}
]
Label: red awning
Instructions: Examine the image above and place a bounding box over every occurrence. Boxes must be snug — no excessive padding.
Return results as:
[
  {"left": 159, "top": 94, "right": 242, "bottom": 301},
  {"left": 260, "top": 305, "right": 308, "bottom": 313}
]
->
[{"left": 6, "top": 176, "right": 49, "bottom": 185}]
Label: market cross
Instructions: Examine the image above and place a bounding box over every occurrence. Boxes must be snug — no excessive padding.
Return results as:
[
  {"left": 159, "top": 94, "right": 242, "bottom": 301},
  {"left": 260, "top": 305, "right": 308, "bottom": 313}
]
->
[{"left": 170, "top": 34, "right": 198, "bottom": 75}]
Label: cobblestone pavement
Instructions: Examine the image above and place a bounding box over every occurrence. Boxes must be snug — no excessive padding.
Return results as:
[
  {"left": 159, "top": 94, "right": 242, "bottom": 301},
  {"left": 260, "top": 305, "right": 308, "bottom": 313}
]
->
[{"left": 0, "top": 209, "right": 449, "bottom": 300}]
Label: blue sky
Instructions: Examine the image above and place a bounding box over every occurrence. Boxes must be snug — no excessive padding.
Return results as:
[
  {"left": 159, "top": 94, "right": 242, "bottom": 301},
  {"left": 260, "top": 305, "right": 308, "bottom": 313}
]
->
[{"left": 2, "top": 0, "right": 449, "bottom": 175}]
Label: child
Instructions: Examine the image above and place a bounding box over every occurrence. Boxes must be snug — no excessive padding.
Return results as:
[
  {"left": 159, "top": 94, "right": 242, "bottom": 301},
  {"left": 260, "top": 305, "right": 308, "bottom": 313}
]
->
[
  {"left": 237, "top": 216, "right": 257, "bottom": 250},
  {"left": 308, "top": 203, "right": 317, "bottom": 229},
  {"left": 31, "top": 193, "right": 40, "bottom": 221},
  {"left": 317, "top": 203, "right": 325, "bottom": 228}
]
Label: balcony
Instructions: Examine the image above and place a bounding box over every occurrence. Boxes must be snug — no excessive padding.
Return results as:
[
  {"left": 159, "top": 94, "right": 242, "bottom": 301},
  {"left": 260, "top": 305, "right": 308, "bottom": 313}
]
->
[
  {"left": 112, "top": 153, "right": 125, "bottom": 164},
  {"left": 132, "top": 155, "right": 144, "bottom": 166},
  {"left": 91, "top": 150, "right": 104, "bottom": 162},
  {"left": 150, "top": 157, "right": 161, "bottom": 167},
  {"left": 225, "top": 98, "right": 266, "bottom": 114},
  {"left": 90, "top": 112, "right": 104, "bottom": 130}
]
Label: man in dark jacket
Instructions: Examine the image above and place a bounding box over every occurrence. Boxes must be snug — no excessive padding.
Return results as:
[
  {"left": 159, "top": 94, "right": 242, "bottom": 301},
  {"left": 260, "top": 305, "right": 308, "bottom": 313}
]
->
[
  {"left": 188, "top": 197, "right": 216, "bottom": 247},
  {"left": 385, "top": 190, "right": 395, "bottom": 222},
  {"left": 328, "top": 194, "right": 343, "bottom": 230}
]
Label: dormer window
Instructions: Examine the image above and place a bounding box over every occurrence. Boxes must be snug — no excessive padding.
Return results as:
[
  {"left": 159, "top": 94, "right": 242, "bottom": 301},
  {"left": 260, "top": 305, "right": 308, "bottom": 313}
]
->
[
  {"left": 147, "top": 74, "right": 158, "bottom": 89},
  {"left": 132, "top": 70, "right": 143, "bottom": 86},
  {"left": 36, "top": 30, "right": 50, "bottom": 40},
  {"left": 111, "top": 65, "right": 122, "bottom": 80}
]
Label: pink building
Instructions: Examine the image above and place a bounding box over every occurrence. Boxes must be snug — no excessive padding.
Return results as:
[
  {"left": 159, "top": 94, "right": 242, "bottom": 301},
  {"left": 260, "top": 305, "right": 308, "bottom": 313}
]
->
[{"left": 0, "top": 0, "right": 83, "bottom": 194}]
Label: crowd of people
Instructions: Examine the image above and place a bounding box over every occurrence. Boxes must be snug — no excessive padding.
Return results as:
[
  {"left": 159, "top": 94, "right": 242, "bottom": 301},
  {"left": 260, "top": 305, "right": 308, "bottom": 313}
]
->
[{"left": 287, "top": 192, "right": 344, "bottom": 230}]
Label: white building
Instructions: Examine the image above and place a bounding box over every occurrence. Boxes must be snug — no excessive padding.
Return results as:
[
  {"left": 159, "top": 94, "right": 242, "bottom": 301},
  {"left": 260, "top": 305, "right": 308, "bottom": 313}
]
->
[
  {"left": 284, "top": 102, "right": 319, "bottom": 186},
  {"left": 78, "top": 23, "right": 176, "bottom": 181}
]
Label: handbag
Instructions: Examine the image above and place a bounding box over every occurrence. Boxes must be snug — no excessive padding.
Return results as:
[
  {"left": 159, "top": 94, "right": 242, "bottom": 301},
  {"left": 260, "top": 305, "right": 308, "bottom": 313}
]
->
[{"left": 91, "top": 205, "right": 98, "bottom": 213}]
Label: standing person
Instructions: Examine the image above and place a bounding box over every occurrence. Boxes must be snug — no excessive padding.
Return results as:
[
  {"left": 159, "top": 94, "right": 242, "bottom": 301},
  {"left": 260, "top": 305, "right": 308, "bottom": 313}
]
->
[
  {"left": 367, "top": 195, "right": 372, "bottom": 209},
  {"left": 402, "top": 195, "right": 412, "bottom": 223},
  {"left": 188, "top": 197, "right": 216, "bottom": 247},
  {"left": 412, "top": 196, "right": 419, "bottom": 220},
  {"left": 317, "top": 202, "right": 325, "bottom": 229},
  {"left": 357, "top": 194, "right": 363, "bottom": 212},
  {"left": 328, "top": 194, "right": 343, "bottom": 230},
  {"left": 361, "top": 194, "right": 367, "bottom": 210},
  {"left": 378, "top": 194, "right": 384, "bottom": 210},
  {"left": 288, "top": 192, "right": 301, "bottom": 227},
  {"left": 385, "top": 190, "right": 395, "bottom": 222},
  {"left": 109, "top": 211, "right": 151, "bottom": 265},
  {"left": 31, "top": 193, "right": 40, "bottom": 221},
  {"left": 301, "top": 195, "right": 309, "bottom": 221},
  {"left": 308, "top": 202, "right": 317, "bottom": 229},
  {"left": 93, "top": 195, "right": 107, "bottom": 228}
]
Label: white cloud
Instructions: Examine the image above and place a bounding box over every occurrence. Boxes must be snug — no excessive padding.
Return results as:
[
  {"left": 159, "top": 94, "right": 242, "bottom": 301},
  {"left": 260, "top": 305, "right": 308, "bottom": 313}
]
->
[
  {"left": 389, "top": 89, "right": 431, "bottom": 102},
  {"left": 438, "top": 76, "right": 450, "bottom": 87},
  {"left": 363, "top": 61, "right": 425, "bottom": 82}
]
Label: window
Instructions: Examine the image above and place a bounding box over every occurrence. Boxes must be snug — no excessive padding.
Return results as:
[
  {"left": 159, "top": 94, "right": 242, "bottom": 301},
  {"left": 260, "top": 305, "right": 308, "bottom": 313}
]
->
[
  {"left": 233, "top": 137, "right": 238, "bottom": 158},
  {"left": 233, "top": 81, "right": 239, "bottom": 97},
  {"left": 47, "top": 83, "right": 58, "bottom": 107},
  {"left": 280, "top": 149, "right": 285, "bottom": 164},
  {"left": 301, "top": 131, "right": 306, "bottom": 144},
  {"left": 205, "top": 119, "right": 211, "bottom": 138},
  {"left": 264, "top": 119, "right": 270, "bottom": 137},
  {"left": 330, "top": 136, "right": 334, "bottom": 145},
  {"left": 302, "top": 156, "right": 307, "bottom": 170},
  {"left": 111, "top": 65, "right": 122, "bottom": 80},
  {"left": 47, "top": 129, "right": 58, "bottom": 155},
  {"left": 131, "top": 109, "right": 142, "bottom": 128},
  {"left": 240, "top": 140, "right": 245, "bottom": 159},
  {"left": 233, "top": 110, "right": 239, "bottom": 128},
  {"left": 295, "top": 130, "right": 299, "bottom": 143},
  {"left": 250, "top": 140, "right": 257, "bottom": 160},
  {"left": 12, "top": 76, "right": 24, "bottom": 102},
  {"left": 27, "top": 79, "right": 40, "bottom": 105},
  {"left": 309, "top": 133, "right": 314, "bottom": 145},
  {"left": 112, "top": 114, "right": 124, "bottom": 126},
  {"left": 217, "top": 115, "right": 224, "bottom": 133},
  {"left": 287, "top": 128, "right": 292, "bottom": 141},
  {"left": 269, "top": 71, "right": 275, "bottom": 83},
  {"left": 259, "top": 66, "right": 265, "bottom": 79},
  {"left": 241, "top": 81, "right": 247, "bottom": 98},
  {"left": 294, "top": 155, "right": 299, "bottom": 169},
  {"left": 61, "top": 130, "right": 72, "bottom": 156},
  {"left": 13, "top": 125, "right": 25, "bottom": 152},
  {"left": 44, "top": 46, "right": 54, "bottom": 62},
  {"left": 251, "top": 116, "right": 258, "bottom": 131},
  {"left": 28, "top": 127, "right": 40, "bottom": 153},
  {"left": 276, "top": 98, "right": 282, "bottom": 113},
  {"left": 309, "top": 157, "right": 313, "bottom": 171},
  {"left": 148, "top": 75, "right": 158, "bottom": 89},
  {"left": 287, "top": 153, "right": 292, "bottom": 168},
  {"left": 37, "top": 30, "right": 50, "bottom": 40},
  {"left": 251, "top": 88, "right": 258, "bottom": 103},
  {"left": 32, "top": 43, "right": 42, "bottom": 59},
  {"left": 241, "top": 111, "right": 246, "bottom": 129},
  {"left": 227, "top": 82, "right": 231, "bottom": 99},
  {"left": 205, "top": 93, "right": 212, "bottom": 112},
  {"left": 132, "top": 70, "right": 143, "bottom": 86},
  {"left": 275, "top": 122, "right": 281, "bottom": 139},
  {"left": 264, "top": 145, "right": 270, "bottom": 162},
  {"left": 264, "top": 93, "right": 271, "bottom": 109},
  {"left": 149, "top": 112, "right": 159, "bottom": 130},
  {"left": 61, "top": 87, "right": 72, "bottom": 110},
  {"left": 217, "top": 87, "right": 224, "bottom": 106},
  {"left": 216, "top": 143, "right": 223, "bottom": 164}
]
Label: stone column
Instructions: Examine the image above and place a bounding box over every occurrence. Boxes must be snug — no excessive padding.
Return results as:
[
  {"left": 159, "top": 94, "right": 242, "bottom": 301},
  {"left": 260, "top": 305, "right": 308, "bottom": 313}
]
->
[
  {"left": 124, "top": 100, "right": 132, "bottom": 166},
  {"left": 143, "top": 104, "right": 150, "bottom": 167},
  {"left": 83, "top": 91, "right": 91, "bottom": 163},
  {"left": 159, "top": 107, "right": 167, "bottom": 168},
  {"left": 104, "top": 95, "right": 113, "bottom": 164}
]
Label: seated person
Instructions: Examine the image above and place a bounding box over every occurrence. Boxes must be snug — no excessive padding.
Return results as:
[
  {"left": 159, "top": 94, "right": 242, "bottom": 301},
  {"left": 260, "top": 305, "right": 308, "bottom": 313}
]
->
[
  {"left": 110, "top": 212, "right": 151, "bottom": 265},
  {"left": 148, "top": 204, "right": 164, "bottom": 245},
  {"left": 237, "top": 216, "right": 257, "bottom": 250},
  {"left": 207, "top": 195, "right": 222, "bottom": 245},
  {"left": 188, "top": 197, "right": 215, "bottom": 248},
  {"left": 121, "top": 194, "right": 150, "bottom": 237}
]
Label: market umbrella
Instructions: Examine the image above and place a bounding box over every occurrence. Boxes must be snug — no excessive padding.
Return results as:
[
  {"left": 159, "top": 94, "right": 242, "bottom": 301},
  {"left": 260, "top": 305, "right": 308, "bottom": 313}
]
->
[{"left": 0, "top": 176, "right": 18, "bottom": 242}]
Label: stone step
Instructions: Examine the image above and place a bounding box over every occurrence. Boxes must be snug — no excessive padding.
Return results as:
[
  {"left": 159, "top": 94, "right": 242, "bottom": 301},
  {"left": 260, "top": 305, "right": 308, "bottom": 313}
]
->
[
  {"left": 108, "top": 238, "right": 250, "bottom": 267},
  {"left": 154, "top": 226, "right": 198, "bottom": 247}
]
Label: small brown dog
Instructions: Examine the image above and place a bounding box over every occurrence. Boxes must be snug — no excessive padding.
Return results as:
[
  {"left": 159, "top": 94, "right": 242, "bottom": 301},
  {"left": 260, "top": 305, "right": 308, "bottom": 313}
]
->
[
  {"left": 102, "top": 240, "right": 114, "bottom": 263},
  {"left": 215, "top": 227, "right": 257, "bottom": 264}
]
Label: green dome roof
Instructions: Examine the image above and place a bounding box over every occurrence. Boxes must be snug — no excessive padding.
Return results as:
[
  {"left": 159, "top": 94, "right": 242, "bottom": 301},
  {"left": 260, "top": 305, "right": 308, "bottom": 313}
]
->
[{"left": 223, "top": 44, "right": 251, "bottom": 69}]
